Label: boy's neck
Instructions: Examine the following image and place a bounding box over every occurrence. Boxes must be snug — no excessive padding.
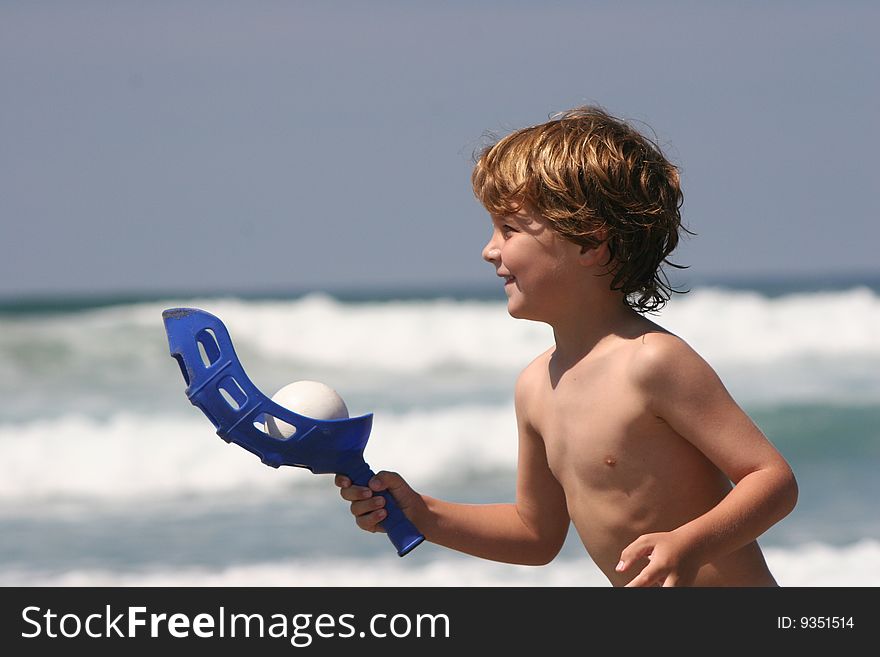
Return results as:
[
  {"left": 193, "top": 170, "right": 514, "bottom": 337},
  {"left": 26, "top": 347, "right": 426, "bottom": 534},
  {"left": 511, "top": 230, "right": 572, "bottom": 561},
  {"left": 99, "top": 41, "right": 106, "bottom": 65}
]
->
[{"left": 549, "top": 291, "right": 645, "bottom": 365}]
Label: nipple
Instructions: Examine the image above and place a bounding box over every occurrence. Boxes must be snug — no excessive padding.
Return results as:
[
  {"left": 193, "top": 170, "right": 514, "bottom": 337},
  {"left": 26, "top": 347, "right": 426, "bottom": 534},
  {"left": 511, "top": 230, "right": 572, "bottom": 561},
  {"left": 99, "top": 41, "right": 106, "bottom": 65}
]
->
[{"left": 604, "top": 456, "right": 617, "bottom": 467}]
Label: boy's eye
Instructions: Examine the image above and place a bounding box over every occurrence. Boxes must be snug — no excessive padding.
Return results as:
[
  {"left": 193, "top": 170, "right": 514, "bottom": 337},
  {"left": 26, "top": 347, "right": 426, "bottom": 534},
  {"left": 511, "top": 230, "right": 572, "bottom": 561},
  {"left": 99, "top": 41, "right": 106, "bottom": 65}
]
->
[{"left": 501, "top": 224, "right": 517, "bottom": 235}]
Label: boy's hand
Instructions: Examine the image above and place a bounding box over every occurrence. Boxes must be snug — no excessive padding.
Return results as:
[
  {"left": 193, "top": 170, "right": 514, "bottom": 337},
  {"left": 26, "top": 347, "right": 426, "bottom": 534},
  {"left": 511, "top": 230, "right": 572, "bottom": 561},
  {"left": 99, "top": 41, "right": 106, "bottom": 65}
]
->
[
  {"left": 616, "top": 531, "right": 700, "bottom": 587},
  {"left": 334, "top": 471, "right": 423, "bottom": 534}
]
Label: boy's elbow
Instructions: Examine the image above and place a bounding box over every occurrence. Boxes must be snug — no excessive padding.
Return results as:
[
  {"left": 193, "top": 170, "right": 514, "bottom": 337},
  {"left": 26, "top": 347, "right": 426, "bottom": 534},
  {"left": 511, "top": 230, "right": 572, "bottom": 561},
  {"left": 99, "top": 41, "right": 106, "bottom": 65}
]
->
[
  {"left": 524, "top": 549, "right": 559, "bottom": 567},
  {"left": 525, "top": 536, "right": 566, "bottom": 566},
  {"left": 515, "top": 503, "right": 569, "bottom": 565},
  {"left": 778, "top": 465, "right": 799, "bottom": 518}
]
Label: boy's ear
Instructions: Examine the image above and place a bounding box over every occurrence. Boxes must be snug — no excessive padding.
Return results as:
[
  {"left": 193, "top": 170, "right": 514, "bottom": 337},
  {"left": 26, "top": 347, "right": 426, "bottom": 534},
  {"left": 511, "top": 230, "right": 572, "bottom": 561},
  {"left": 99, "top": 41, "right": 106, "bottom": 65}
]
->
[{"left": 578, "top": 234, "right": 609, "bottom": 267}]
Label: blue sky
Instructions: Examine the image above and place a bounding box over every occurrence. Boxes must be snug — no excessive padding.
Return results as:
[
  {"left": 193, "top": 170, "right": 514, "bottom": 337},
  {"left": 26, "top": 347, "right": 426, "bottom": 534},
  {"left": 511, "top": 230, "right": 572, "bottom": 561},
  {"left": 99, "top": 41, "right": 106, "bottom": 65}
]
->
[{"left": 2, "top": 1, "right": 877, "bottom": 296}]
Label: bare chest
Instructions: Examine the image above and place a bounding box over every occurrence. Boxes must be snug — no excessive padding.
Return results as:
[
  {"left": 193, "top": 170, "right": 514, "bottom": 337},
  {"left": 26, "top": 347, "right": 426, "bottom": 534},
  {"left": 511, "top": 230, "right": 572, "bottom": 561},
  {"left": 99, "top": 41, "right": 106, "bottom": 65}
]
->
[{"left": 531, "top": 364, "right": 671, "bottom": 492}]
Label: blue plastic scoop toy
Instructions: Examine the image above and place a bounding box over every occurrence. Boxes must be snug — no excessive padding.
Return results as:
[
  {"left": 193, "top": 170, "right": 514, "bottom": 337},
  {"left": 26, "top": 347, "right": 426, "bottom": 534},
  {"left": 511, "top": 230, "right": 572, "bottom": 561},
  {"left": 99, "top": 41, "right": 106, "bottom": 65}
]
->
[{"left": 162, "top": 307, "right": 424, "bottom": 557}]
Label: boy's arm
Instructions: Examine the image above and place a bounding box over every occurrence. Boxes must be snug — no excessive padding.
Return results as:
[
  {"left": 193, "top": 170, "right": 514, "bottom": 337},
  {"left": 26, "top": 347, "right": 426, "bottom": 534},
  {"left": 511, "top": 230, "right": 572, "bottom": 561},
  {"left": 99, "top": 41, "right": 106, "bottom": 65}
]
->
[
  {"left": 336, "top": 365, "right": 571, "bottom": 566},
  {"left": 618, "top": 334, "right": 798, "bottom": 586}
]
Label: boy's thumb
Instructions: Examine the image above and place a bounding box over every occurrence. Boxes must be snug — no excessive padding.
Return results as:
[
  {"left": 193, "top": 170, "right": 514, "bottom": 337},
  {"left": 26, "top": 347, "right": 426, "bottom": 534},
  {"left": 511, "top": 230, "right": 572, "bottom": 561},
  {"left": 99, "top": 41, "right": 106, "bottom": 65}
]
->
[{"left": 369, "top": 470, "right": 406, "bottom": 493}]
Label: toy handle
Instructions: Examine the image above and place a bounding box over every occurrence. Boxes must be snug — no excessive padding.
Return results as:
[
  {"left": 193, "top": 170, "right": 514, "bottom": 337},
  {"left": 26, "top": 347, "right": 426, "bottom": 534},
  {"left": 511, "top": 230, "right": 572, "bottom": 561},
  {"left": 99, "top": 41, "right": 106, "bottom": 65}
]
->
[{"left": 346, "top": 462, "right": 425, "bottom": 557}]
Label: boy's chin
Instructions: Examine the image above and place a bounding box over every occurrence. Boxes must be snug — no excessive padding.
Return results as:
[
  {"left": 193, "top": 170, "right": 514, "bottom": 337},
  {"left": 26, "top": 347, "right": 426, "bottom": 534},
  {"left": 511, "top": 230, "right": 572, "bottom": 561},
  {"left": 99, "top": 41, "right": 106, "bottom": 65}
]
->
[{"left": 506, "top": 300, "right": 542, "bottom": 322}]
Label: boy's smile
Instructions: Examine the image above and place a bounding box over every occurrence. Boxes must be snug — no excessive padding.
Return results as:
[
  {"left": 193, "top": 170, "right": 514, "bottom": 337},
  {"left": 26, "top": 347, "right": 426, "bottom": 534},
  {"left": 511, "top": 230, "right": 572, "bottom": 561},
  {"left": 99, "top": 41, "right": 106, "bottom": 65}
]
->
[{"left": 482, "top": 207, "right": 585, "bottom": 322}]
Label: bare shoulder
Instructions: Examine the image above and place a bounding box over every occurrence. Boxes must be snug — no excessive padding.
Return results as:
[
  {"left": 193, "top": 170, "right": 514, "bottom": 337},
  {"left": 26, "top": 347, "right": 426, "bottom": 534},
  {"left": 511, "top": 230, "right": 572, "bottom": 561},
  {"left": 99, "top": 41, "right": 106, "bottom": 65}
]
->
[
  {"left": 625, "top": 328, "right": 724, "bottom": 399},
  {"left": 514, "top": 347, "right": 553, "bottom": 424},
  {"left": 623, "top": 324, "right": 797, "bottom": 488}
]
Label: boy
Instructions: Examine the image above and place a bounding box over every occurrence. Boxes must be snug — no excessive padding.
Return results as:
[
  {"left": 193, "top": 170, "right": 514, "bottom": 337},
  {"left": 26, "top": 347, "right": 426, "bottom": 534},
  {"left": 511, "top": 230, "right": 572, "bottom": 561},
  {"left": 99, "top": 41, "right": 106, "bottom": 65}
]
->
[{"left": 336, "top": 106, "right": 798, "bottom": 586}]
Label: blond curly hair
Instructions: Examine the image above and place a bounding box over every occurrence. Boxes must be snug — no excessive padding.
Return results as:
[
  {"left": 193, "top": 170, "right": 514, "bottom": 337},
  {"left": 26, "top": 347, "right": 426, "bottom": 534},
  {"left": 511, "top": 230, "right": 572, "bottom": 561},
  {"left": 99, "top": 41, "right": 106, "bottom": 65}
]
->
[{"left": 472, "top": 106, "right": 691, "bottom": 312}]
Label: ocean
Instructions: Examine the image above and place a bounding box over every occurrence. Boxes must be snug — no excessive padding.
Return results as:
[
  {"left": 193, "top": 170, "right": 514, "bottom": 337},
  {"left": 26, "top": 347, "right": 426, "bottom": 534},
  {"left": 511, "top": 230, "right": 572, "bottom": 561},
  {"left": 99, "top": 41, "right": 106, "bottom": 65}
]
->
[{"left": 1, "top": 277, "right": 878, "bottom": 587}]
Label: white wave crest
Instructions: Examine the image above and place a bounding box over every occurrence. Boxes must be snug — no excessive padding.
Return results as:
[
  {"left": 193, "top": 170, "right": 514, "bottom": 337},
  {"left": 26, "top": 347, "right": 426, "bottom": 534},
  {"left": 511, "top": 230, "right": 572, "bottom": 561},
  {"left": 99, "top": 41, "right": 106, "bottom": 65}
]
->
[
  {"left": 2, "top": 287, "right": 879, "bottom": 416},
  {"left": 1, "top": 539, "right": 876, "bottom": 587},
  {"left": 657, "top": 286, "right": 880, "bottom": 362},
  {"left": 5, "top": 287, "right": 879, "bottom": 374},
  {"left": 0, "top": 405, "right": 518, "bottom": 502}
]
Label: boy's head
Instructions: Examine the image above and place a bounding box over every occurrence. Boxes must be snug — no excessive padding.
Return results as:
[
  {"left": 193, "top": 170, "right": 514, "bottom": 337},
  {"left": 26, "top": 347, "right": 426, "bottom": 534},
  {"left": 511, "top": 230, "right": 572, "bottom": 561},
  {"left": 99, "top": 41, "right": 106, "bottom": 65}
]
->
[{"left": 472, "top": 105, "right": 689, "bottom": 313}]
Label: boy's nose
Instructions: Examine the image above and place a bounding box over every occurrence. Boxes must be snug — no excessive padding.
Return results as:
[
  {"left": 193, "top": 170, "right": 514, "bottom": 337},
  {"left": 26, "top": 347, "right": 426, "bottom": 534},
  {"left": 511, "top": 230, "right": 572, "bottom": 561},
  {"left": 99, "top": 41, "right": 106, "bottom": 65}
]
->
[{"left": 482, "top": 240, "right": 501, "bottom": 263}]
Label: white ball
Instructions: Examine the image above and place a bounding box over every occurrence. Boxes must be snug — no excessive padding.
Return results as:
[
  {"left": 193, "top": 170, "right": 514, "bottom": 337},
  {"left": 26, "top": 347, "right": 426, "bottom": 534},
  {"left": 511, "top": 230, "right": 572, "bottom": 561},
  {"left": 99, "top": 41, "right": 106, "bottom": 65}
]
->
[{"left": 264, "top": 380, "right": 349, "bottom": 438}]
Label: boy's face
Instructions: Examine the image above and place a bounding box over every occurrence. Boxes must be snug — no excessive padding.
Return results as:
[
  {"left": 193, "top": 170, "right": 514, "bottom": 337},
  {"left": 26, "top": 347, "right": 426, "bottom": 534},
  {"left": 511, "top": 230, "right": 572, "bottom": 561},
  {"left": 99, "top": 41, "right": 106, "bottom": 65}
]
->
[{"left": 481, "top": 206, "right": 586, "bottom": 322}]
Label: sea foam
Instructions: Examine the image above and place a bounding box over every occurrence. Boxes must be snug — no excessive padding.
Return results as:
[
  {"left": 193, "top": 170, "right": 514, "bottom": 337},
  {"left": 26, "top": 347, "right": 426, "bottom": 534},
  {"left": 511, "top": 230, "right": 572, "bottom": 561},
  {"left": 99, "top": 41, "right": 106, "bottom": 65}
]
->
[
  {"left": 0, "top": 406, "right": 517, "bottom": 502},
  {"left": 1, "top": 539, "right": 875, "bottom": 587}
]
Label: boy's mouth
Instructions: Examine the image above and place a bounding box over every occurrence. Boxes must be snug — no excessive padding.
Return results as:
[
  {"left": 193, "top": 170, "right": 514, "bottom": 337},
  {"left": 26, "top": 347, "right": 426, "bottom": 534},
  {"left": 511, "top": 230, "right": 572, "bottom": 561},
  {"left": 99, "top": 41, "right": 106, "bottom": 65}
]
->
[{"left": 501, "top": 275, "right": 516, "bottom": 286}]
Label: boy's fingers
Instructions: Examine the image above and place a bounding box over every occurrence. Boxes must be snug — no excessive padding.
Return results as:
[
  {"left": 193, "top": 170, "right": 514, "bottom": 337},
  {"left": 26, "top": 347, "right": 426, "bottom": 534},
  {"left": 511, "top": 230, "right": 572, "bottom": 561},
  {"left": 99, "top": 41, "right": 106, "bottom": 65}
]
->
[
  {"left": 624, "top": 573, "right": 647, "bottom": 587},
  {"left": 625, "top": 562, "right": 673, "bottom": 587},
  {"left": 369, "top": 470, "right": 405, "bottom": 493},
  {"left": 355, "top": 509, "right": 388, "bottom": 533},
  {"left": 618, "top": 534, "right": 656, "bottom": 570},
  {"left": 340, "top": 485, "right": 373, "bottom": 502},
  {"left": 624, "top": 567, "right": 659, "bottom": 588},
  {"left": 342, "top": 470, "right": 412, "bottom": 536},
  {"left": 369, "top": 474, "right": 389, "bottom": 491},
  {"left": 349, "top": 496, "right": 386, "bottom": 517}
]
